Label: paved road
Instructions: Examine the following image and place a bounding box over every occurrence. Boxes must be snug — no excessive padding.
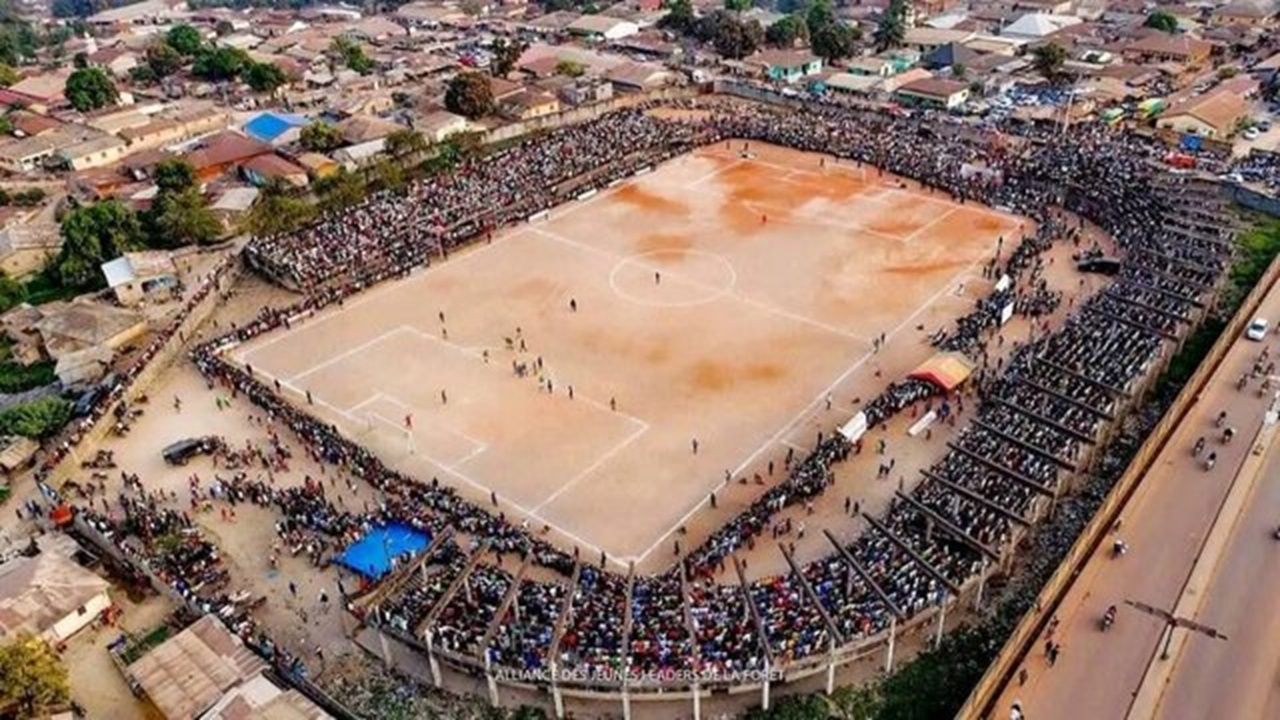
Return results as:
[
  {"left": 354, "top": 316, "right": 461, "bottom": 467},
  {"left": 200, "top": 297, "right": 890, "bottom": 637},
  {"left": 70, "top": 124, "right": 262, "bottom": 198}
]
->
[
  {"left": 992, "top": 281, "right": 1280, "bottom": 720},
  {"left": 1152, "top": 422, "right": 1280, "bottom": 720}
]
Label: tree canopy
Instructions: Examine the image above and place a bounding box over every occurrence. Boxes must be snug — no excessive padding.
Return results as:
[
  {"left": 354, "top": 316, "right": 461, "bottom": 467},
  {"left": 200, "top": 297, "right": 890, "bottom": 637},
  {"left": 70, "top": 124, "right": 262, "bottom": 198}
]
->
[
  {"left": 445, "top": 71, "right": 495, "bottom": 119},
  {"left": 491, "top": 37, "right": 525, "bottom": 77},
  {"left": 64, "top": 67, "right": 118, "bottom": 112},
  {"left": 244, "top": 61, "right": 287, "bottom": 93},
  {"left": 56, "top": 200, "right": 143, "bottom": 288},
  {"left": 166, "top": 24, "right": 204, "bottom": 56},
  {"left": 1032, "top": 42, "right": 1068, "bottom": 84},
  {"left": 242, "top": 180, "right": 314, "bottom": 238},
  {"left": 765, "top": 14, "right": 809, "bottom": 48},
  {"left": 300, "top": 121, "right": 344, "bottom": 152},
  {"left": 873, "top": 0, "right": 907, "bottom": 51},
  {"left": 192, "top": 46, "right": 250, "bottom": 81},
  {"left": 0, "top": 62, "right": 16, "bottom": 86},
  {"left": 1144, "top": 11, "right": 1178, "bottom": 33},
  {"left": 331, "top": 36, "right": 373, "bottom": 74},
  {"left": 0, "top": 396, "right": 72, "bottom": 438},
  {"left": 658, "top": 0, "right": 695, "bottom": 33},
  {"left": 0, "top": 635, "right": 70, "bottom": 715},
  {"left": 144, "top": 40, "right": 184, "bottom": 79}
]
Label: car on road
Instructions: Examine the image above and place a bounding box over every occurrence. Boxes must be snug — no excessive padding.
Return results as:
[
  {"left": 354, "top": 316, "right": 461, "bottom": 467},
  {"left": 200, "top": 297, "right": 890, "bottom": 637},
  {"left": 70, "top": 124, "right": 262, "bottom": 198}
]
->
[{"left": 1246, "top": 317, "right": 1269, "bottom": 341}]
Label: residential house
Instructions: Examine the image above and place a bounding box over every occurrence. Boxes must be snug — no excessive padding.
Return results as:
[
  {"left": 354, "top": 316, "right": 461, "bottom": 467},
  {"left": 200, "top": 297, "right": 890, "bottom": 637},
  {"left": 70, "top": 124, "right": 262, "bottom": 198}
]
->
[
  {"left": 86, "top": 0, "right": 184, "bottom": 28},
  {"left": 1212, "top": 0, "right": 1277, "bottom": 26},
  {"left": 242, "top": 112, "right": 309, "bottom": 146},
  {"left": 125, "top": 616, "right": 268, "bottom": 720},
  {"left": 209, "top": 186, "right": 259, "bottom": 229},
  {"left": 295, "top": 152, "right": 339, "bottom": 179},
  {"left": 566, "top": 15, "right": 640, "bottom": 41},
  {"left": 999, "top": 13, "right": 1082, "bottom": 40},
  {"left": 60, "top": 135, "right": 129, "bottom": 171},
  {"left": 1157, "top": 87, "right": 1250, "bottom": 138},
  {"left": 336, "top": 114, "right": 404, "bottom": 145},
  {"left": 894, "top": 77, "right": 971, "bottom": 108},
  {"left": 100, "top": 250, "right": 180, "bottom": 307},
  {"left": 902, "top": 27, "right": 975, "bottom": 51},
  {"left": 0, "top": 68, "right": 73, "bottom": 113},
  {"left": 88, "top": 46, "right": 141, "bottom": 79},
  {"left": 847, "top": 56, "right": 896, "bottom": 77},
  {"left": 30, "top": 300, "right": 148, "bottom": 362},
  {"left": 605, "top": 62, "right": 674, "bottom": 92},
  {"left": 500, "top": 90, "right": 561, "bottom": 120},
  {"left": 749, "top": 50, "right": 824, "bottom": 83},
  {"left": 182, "top": 131, "right": 273, "bottom": 181},
  {"left": 923, "top": 42, "right": 983, "bottom": 70},
  {"left": 825, "top": 72, "right": 885, "bottom": 96},
  {"left": 1123, "top": 33, "right": 1213, "bottom": 66},
  {"left": 559, "top": 79, "right": 614, "bottom": 106},
  {"left": 198, "top": 673, "right": 334, "bottom": 720},
  {"left": 241, "top": 153, "right": 310, "bottom": 187},
  {"left": 346, "top": 15, "right": 409, "bottom": 44},
  {"left": 0, "top": 221, "right": 60, "bottom": 278},
  {"left": 416, "top": 110, "right": 469, "bottom": 143},
  {"left": 0, "top": 535, "right": 112, "bottom": 644}
]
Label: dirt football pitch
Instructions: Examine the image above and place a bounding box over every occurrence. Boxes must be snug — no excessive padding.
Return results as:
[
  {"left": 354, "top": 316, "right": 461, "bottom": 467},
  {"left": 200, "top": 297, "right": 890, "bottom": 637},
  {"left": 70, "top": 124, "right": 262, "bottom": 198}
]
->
[{"left": 231, "top": 141, "right": 1025, "bottom": 570}]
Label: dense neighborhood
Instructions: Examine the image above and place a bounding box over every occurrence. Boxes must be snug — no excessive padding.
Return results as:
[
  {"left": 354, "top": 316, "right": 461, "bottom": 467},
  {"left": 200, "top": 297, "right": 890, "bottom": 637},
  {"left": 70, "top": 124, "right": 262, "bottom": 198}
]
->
[{"left": 0, "top": 0, "right": 1276, "bottom": 718}]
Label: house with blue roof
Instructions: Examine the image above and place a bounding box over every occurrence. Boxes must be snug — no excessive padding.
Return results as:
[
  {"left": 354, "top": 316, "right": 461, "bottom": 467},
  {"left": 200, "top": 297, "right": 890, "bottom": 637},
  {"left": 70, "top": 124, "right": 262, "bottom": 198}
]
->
[{"left": 241, "top": 112, "right": 308, "bottom": 147}]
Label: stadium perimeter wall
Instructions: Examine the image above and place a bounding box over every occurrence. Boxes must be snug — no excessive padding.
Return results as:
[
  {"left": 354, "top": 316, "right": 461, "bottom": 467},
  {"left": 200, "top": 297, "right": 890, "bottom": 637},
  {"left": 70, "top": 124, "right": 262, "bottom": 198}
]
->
[{"left": 956, "top": 245, "right": 1280, "bottom": 720}]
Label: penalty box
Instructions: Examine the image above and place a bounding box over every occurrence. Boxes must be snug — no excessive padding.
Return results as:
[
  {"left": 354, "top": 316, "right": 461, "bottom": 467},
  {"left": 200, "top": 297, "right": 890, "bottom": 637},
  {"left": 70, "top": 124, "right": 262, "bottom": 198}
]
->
[{"left": 252, "top": 325, "right": 644, "bottom": 515}]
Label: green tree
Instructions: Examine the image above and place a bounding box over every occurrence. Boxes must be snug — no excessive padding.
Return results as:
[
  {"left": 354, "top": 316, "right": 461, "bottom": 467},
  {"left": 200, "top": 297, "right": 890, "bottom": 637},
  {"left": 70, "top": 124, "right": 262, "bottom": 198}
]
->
[
  {"left": 192, "top": 46, "right": 250, "bottom": 81},
  {"left": 300, "top": 121, "right": 344, "bottom": 152},
  {"left": 811, "top": 20, "right": 858, "bottom": 62},
  {"left": 52, "top": 0, "right": 94, "bottom": 18},
  {"left": 1032, "top": 42, "right": 1068, "bottom": 84},
  {"left": 153, "top": 159, "right": 197, "bottom": 195},
  {"left": 555, "top": 59, "right": 586, "bottom": 77},
  {"left": 371, "top": 157, "right": 405, "bottom": 192},
  {"left": 724, "top": 0, "right": 752, "bottom": 11},
  {"left": 766, "top": 14, "right": 809, "bottom": 47},
  {"left": 64, "top": 67, "right": 118, "bottom": 111},
  {"left": 952, "top": 61, "right": 967, "bottom": 79},
  {"left": 384, "top": 128, "right": 428, "bottom": 159},
  {"left": 56, "top": 199, "right": 143, "bottom": 287},
  {"left": 873, "top": 0, "right": 907, "bottom": 51},
  {"left": 0, "top": 635, "right": 70, "bottom": 714},
  {"left": 313, "top": 167, "right": 367, "bottom": 213},
  {"left": 243, "top": 180, "right": 314, "bottom": 238},
  {"left": 166, "top": 23, "right": 204, "bottom": 56},
  {"left": 145, "top": 40, "right": 184, "bottom": 78},
  {"left": 491, "top": 37, "right": 525, "bottom": 77},
  {"left": 129, "top": 65, "right": 158, "bottom": 85},
  {"left": 659, "top": 0, "right": 696, "bottom": 33},
  {"left": 806, "top": 0, "right": 835, "bottom": 30},
  {"left": 12, "top": 188, "right": 44, "bottom": 207},
  {"left": 712, "top": 14, "right": 762, "bottom": 60},
  {"left": 0, "top": 62, "right": 16, "bottom": 86},
  {"left": 0, "top": 269, "right": 23, "bottom": 312},
  {"left": 1144, "top": 11, "right": 1178, "bottom": 33},
  {"left": 444, "top": 71, "right": 495, "bottom": 119},
  {"left": 244, "top": 61, "right": 287, "bottom": 93},
  {"left": 152, "top": 187, "right": 220, "bottom": 246},
  {"left": 331, "top": 36, "right": 373, "bottom": 74}
]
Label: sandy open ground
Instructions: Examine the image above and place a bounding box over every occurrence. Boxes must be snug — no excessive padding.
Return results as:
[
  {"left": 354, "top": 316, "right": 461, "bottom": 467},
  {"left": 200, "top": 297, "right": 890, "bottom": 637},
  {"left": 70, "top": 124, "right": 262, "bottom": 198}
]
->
[{"left": 230, "top": 142, "right": 1022, "bottom": 567}]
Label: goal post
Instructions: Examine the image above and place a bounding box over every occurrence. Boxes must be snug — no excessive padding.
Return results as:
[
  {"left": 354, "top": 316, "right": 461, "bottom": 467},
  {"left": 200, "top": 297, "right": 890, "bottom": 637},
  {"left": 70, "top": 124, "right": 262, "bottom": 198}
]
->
[{"left": 364, "top": 411, "right": 416, "bottom": 455}]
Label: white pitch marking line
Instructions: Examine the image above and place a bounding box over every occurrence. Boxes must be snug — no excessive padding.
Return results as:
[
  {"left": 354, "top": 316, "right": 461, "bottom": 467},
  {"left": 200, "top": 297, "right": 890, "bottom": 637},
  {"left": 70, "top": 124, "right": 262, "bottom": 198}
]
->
[
  {"left": 273, "top": 372, "right": 629, "bottom": 568},
  {"left": 685, "top": 158, "right": 745, "bottom": 189},
  {"left": 532, "top": 225, "right": 871, "bottom": 344},
  {"left": 633, "top": 230, "right": 1000, "bottom": 564},
  {"left": 289, "top": 326, "right": 411, "bottom": 383},
  {"left": 531, "top": 420, "right": 650, "bottom": 514}
]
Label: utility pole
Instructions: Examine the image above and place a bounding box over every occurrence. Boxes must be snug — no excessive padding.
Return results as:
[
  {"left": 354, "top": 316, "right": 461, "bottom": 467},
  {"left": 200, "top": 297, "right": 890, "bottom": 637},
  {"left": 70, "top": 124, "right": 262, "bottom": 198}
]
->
[{"left": 1124, "top": 598, "right": 1228, "bottom": 660}]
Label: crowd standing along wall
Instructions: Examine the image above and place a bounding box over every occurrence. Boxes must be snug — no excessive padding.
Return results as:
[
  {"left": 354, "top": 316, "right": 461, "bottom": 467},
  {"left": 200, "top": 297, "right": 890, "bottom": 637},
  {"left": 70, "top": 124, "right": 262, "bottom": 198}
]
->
[{"left": 957, "top": 246, "right": 1280, "bottom": 720}]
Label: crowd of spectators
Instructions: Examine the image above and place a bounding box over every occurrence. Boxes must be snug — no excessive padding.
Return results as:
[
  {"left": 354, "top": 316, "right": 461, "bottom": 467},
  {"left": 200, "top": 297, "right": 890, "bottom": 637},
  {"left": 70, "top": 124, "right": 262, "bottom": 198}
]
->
[{"left": 156, "top": 98, "right": 1240, "bottom": 689}]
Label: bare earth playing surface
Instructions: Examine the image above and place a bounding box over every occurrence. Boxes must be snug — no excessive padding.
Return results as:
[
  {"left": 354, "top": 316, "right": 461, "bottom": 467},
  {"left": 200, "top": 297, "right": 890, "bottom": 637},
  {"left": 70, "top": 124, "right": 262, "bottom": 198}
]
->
[{"left": 231, "top": 142, "right": 1022, "bottom": 568}]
